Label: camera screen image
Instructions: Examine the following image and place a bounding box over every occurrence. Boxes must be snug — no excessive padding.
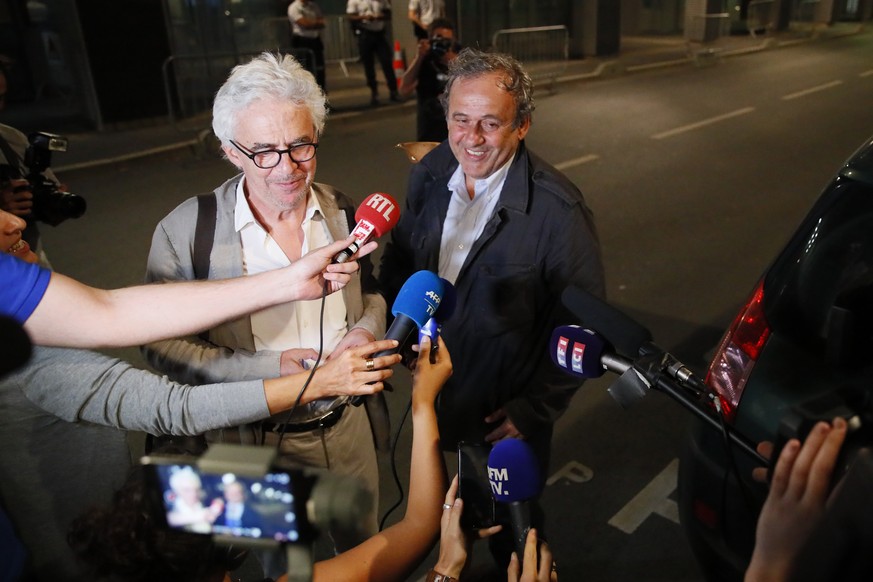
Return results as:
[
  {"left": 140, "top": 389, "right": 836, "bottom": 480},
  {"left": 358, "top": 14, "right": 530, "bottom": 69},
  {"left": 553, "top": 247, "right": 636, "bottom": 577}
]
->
[{"left": 151, "top": 462, "right": 302, "bottom": 543}]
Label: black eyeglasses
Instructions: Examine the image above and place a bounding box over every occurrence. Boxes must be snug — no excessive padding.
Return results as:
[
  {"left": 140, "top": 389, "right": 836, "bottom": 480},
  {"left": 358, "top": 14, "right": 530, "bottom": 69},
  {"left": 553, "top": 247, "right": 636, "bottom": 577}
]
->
[{"left": 229, "top": 140, "right": 319, "bottom": 169}]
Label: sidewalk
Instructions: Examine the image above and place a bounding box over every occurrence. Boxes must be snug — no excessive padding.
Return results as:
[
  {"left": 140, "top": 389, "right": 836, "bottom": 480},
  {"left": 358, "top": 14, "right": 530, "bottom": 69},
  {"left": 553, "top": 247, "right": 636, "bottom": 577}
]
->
[{"left": 4, "top": 22, "right": 864, "bottom": 174}]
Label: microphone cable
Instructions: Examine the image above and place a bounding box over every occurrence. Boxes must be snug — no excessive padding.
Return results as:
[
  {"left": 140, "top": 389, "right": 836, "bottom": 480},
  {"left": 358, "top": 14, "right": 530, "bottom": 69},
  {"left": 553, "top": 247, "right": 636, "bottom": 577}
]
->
[{"left": 379, "top": 394, "right": 412, "bottom": 531}]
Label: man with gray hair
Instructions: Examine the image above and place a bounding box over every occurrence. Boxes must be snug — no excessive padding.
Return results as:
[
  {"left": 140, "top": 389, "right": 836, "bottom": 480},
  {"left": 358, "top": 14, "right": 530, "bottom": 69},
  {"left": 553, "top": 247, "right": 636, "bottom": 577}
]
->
[
  {"left": 379, "top": 47, "right": 606, "bottom": 570},
  {"left": 143, "top": 52, "right": 387, "bottom": 562}
]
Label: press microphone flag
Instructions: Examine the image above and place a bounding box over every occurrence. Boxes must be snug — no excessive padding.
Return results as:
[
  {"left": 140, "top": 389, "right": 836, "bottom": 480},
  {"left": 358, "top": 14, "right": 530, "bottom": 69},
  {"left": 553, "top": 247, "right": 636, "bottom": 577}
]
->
[
  {"left": 418, "top": 278, "right": 456, "bottom": 346},
  {"left": 488, "top": 438, "right": 542, "bottom": 565},
  {"left": 333, "top": 192, "right": 400, "bottom": 263},
  {"left": 549, "top": 325, "right": 608, "bottom": 379}
]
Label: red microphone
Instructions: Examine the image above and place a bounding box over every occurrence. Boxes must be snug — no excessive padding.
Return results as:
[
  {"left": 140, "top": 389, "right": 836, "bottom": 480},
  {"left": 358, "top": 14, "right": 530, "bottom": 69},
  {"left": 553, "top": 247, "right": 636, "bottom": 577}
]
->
[{"left": 333, "top": 192, "right": 400, "bottom": 263}]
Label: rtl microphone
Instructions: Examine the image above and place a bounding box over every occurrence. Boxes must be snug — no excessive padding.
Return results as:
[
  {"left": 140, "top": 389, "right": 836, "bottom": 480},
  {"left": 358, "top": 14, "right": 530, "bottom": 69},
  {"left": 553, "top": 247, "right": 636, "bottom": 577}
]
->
[
  {"left": 350, "top": 271, "right": 443, "bottom": 405},
  {"left": 487, "top": 438, "right": 543, "bottom": 566},
  {"left": 333, "top": 192, "right": 400, "bottom": 263}
]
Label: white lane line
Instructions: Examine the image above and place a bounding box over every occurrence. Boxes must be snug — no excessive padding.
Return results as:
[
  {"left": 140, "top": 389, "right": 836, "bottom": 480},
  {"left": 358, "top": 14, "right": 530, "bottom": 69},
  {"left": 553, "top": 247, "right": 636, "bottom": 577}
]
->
[
  {"left": 608, "top": 458, "right": 680, "bottom": 534},
  {"left": 781, "top": 79, "right": 844, "bottom": 100},
  {"left": 554, "top": 154, "right": 600, "bottom": 171},
  {"left": 651, "top": 107, "right": 755, "bottom": 140},
  {"left": 861, "top": 70, "right": 873, "bottom": 78}
]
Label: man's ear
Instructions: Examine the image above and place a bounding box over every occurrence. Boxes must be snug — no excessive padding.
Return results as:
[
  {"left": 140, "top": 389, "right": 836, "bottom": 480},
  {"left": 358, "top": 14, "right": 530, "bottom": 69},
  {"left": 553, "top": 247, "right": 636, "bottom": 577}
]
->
[{"left": 224, "top": 145, "right": 244, "bottom": 170}]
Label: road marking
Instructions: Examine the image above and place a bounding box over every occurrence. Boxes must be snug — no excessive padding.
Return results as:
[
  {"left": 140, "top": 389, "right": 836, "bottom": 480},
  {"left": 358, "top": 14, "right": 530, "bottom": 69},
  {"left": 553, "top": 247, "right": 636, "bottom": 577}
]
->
[
  {"left": 861, "top": 70, "right": 873, "bottom": 78},
  {"left": 781, "top": 79, "right": 844, "bottom": 100},
  {"left": 554, "top": 154, "right": 600, "bottom": 171},
  {"left": 547, "top": 460, "right": 594, "bottom": 486},
  {"left": 651, "top": 107, "right": 755, "bottom": 140},
  {"left": 608, "top": 458, "right": 680, "bottom": 534}
]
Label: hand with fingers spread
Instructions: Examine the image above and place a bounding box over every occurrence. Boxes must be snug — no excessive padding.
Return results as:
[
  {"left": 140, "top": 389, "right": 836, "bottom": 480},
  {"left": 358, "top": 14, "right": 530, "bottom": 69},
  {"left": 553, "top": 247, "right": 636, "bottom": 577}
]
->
[
  {"left": 431, "top": 475, "right": 503, "bottom": 580},
  {"left": 307, "top": 339, "right": 400, "bottom": 400},
  {"left": 507, "top": 528, "right": 557, "bottom": 582},
  {"left": 745, "top": 417, "right": 848, "bottom": 582}
]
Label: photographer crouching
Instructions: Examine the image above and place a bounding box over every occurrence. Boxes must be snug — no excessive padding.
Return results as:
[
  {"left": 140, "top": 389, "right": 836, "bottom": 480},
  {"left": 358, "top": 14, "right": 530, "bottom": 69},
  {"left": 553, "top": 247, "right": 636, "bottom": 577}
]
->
[
  {"left": 398, "top": 18, "right": 460, "bottom": 142},
  {"left": 0, "top": 64, "right": 85, "bottom": 267}
]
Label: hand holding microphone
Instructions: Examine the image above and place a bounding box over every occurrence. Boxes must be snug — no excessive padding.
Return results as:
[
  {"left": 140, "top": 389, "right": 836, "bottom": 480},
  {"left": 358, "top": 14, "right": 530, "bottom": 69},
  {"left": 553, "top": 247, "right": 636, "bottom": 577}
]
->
[
  {"left": 487, "top": 438, "right": 544, "bottom": 568},
  {"left": 333, "top": 192, "right": 400, "bottom": 264}
]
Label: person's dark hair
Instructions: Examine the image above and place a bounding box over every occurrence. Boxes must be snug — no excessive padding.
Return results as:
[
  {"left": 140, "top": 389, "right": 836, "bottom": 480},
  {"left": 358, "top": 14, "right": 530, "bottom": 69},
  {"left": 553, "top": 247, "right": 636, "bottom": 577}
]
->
[
  {"left": 439, "top": 47, "right": 535, "bottom": 130},
  {"left": 428, "top": 17, "right": 454, "bottom": 35},
  {"left": 68, "top": 456, "right": 244, "bottom": 582}
]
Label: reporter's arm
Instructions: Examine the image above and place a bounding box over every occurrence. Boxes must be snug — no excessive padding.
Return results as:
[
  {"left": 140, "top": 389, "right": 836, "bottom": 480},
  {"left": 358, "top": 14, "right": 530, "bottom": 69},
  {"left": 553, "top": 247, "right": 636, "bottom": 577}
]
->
[
  {"left": 24, "top": 237, "right": 374, "bottom": 349},
  {"left": 313, "top": 336, "right": 450, "bottom": 582}
]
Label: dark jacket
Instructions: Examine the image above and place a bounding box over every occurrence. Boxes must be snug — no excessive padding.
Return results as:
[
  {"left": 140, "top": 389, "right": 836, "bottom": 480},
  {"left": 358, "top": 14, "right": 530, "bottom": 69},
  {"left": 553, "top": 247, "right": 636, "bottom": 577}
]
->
[{"left": 379, "top": 140, "right": 606, "bottom": 452}]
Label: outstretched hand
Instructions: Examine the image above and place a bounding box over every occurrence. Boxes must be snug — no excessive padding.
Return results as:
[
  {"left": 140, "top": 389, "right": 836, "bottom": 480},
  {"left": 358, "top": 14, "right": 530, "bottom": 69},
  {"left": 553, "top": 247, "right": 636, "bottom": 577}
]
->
[
  {"left": 287, "top": 236, "right": 378, "bottom": 300},
  {"left": 507, "top": 528, "right": 557, "bottom": 582},
  {"left": 744, "top": 417, "right": 848, "bottom": 582},
  {"left": 433, "top": 475, "right": 503, "bottom": 579}
]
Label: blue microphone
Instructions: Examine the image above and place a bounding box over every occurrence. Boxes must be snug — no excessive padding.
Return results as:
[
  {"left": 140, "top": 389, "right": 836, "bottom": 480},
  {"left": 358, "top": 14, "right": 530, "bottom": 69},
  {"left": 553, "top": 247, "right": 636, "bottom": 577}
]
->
[{"left": 487, "top": 438, "right": 543, "bottom": 565}]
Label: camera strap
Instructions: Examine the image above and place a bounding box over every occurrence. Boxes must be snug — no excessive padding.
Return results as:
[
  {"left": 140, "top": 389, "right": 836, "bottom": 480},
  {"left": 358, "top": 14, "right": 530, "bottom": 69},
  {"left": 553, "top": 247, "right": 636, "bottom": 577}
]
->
[{"left": 0, "top": 131, "right": 25, "bottom": 177}]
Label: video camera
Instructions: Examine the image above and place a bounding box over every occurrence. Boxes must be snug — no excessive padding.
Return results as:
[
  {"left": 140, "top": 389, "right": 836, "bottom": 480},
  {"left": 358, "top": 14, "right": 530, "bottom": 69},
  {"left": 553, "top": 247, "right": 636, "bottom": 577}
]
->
[
  {"left": 430, "top": 36, "right": 459, "bottom": 58},
  {"left": 0, "top": 131, "right": 86, "bottom": 227},
  {"left": 142, "top": 444, "right": 372, "bottom": 578}
]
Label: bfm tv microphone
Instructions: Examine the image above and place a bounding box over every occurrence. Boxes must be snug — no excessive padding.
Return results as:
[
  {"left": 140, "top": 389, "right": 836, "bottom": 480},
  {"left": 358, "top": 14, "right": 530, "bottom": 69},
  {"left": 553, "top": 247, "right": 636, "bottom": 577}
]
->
[
  {"left": 350, "top": 271, "right": 443, "bottom": 405},
  {"left": 333, "top": 192, "right": 400, "bottom": 263},
  {"left": 487, "top": 438, "right": 543, "bottom": 566},
  {"left": 418, "top": 278, "right": 456, "bottom": 348}
]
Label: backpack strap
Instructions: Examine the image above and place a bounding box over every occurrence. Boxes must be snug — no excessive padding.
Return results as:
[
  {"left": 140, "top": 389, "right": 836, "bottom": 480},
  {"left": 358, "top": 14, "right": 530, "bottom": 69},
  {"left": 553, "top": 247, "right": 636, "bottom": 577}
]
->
[{"left": 193, "top": 193, "right": 217, "bottom": 280}]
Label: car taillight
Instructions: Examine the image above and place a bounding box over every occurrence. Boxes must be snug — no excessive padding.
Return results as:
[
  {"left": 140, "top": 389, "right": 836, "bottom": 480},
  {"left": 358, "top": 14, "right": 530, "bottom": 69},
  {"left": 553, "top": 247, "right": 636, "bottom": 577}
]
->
[{"left": 705, "top": 280, "right": 771, "bottom": 423}]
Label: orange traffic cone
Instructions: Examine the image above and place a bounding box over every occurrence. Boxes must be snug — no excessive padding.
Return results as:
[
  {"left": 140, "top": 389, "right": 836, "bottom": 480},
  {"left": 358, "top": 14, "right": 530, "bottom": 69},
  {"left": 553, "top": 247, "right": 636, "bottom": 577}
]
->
[{"left": 392, "top": 40, "right": 405, "bottom": 89}]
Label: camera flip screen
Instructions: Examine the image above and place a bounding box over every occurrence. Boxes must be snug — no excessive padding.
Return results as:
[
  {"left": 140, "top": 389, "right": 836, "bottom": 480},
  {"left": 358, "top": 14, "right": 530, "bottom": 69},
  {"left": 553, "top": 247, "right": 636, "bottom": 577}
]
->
[{"left": 152, "top": 463, "right": 302, "bottom": 543}]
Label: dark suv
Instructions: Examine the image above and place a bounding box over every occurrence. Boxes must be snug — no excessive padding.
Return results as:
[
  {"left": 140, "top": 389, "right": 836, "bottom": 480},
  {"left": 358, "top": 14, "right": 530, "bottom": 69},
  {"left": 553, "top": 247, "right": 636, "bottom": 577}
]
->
[{"left": 677, "top": 135, "right": 873, "bottom": 580}]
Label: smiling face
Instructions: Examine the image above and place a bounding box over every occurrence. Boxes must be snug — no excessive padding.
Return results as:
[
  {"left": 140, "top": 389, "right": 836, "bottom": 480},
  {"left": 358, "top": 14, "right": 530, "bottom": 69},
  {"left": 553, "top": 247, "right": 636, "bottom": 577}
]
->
[
  {"left": 447, "top": 72, "right": 530, "bottom": 186},
  {"left": 223, "top": 97, "right": 318, "bottom": 216},
  {"left": 0, "top": 209, "right": 38, "bottom": 264}
]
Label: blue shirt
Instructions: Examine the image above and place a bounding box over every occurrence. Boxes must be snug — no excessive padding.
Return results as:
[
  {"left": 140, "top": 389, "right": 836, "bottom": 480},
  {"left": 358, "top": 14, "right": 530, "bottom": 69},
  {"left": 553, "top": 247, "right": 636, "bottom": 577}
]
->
[{"left": 1, "top": 253, "right": 51, "bottom": 323}]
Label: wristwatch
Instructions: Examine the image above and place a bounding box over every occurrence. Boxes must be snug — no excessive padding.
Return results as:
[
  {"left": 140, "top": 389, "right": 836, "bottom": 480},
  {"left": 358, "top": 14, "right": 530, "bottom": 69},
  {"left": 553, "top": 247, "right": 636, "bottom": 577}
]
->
[{"left": 426, "top": 570, "right": 458, "bottom": 582}]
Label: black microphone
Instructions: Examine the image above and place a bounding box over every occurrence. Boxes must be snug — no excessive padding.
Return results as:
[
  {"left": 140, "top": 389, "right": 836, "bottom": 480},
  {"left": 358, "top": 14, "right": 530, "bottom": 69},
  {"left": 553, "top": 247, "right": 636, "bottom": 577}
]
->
[
  {"left": 333, "top": 192, "right": 400, "bottom": 263},
  {"left": 0, "top": 316, "right": 32, "bottom": 378},
  {"left": 487, "top": 438, "right": 543, "bottom": 566}
]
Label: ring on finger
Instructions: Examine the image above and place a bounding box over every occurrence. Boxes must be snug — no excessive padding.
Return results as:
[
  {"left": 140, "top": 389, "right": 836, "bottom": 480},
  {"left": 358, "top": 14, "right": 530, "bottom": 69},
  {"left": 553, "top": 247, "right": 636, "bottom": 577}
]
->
[
  {"left": 365, "top": 358, "right": 375, "bottom": 371},
  {"left": 442, "top": 503, "right": 452, "bottom": 510}
]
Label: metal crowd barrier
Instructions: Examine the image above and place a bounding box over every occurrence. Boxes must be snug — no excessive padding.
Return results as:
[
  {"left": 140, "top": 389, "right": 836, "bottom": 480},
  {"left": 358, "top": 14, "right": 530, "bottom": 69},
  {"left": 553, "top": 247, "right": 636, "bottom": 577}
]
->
[
  {"left": 323, "top": 15, "right": 360, "bottom": 77},
  {"left": 161, "top": 48, "right": 315, "bottom": 133},
  {"left": 491, "top": 25, "right": 569, "bottom": 92},
  {"left": 747, "top": 0, "right": 775, "bottom": 37}
]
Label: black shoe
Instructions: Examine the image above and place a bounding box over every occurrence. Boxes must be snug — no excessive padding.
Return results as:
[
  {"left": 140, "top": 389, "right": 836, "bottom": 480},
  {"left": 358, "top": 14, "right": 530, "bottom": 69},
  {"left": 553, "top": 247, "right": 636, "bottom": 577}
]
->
[
  {"left": 370, "top": 95, "right": 379, "bottom": 107},
  {"left": 389, "top": 92, "right": 401, "bottom": 103}
]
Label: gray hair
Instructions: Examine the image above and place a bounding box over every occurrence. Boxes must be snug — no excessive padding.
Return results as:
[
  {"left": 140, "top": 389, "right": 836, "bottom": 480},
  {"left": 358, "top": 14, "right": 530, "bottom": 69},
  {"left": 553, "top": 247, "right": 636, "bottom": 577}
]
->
[
  {"left": 440, "top": 48, "right": 535, "bottom": 129},
  {"left": 212, "top": 52, "right": 327, "bottom": 147}
]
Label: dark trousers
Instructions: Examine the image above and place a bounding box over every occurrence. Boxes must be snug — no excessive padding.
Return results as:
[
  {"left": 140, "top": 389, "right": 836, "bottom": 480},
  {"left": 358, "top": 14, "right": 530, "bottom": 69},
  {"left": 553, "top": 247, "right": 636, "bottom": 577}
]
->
[
  {"left": 291, "top": 35, "right": 326, "bottom": 91},
  {"left": 356, "top": 29, "right": 397, "bottom": 96}
]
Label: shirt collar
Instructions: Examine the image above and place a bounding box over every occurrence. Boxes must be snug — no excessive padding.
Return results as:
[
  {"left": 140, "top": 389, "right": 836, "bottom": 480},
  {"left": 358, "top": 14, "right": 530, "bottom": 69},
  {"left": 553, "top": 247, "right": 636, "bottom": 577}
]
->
[
  {"left": 233, "top": 176, "right": 322, "bottom": 233},
  {"left": 447, "top": 153, "right": 515, "bottom": 202}
]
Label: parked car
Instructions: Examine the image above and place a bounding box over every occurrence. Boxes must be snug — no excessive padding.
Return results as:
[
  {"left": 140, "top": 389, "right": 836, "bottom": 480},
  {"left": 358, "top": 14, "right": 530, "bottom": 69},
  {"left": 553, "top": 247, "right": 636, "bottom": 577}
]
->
[{"left": 677, "top": 134, "right": 873, "bottom": 581}]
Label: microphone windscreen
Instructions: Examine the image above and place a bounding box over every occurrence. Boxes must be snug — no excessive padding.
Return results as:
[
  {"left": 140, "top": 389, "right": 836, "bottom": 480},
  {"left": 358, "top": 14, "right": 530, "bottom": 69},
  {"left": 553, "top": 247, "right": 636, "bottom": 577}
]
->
[
  {"left": 561, "top": 285, "right": 653, "bottom": 357},
  {"left": 550, "top": 325, "right": 607, "bottom": 379},
  {"left": 355, "top": 192, "right": 400, "bottom": 238},
  {"left": 392, "top": 270, "right": 444, "bottom": 328},
  {"left": 487, "top": 438, "right": 542, "bottom": 503},
  {"left": 434, "top": 278, "right": 457, "bottom": 323},
  {"left": 0, "top": 316, "right": 32, "bottom": 378}
]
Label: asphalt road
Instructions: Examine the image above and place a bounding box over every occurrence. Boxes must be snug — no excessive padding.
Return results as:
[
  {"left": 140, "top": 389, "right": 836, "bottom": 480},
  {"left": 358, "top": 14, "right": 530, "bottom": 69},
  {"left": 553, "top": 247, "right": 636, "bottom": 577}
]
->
[{"left": 40, "top": 32, "right": 873, "bottom": 581}]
